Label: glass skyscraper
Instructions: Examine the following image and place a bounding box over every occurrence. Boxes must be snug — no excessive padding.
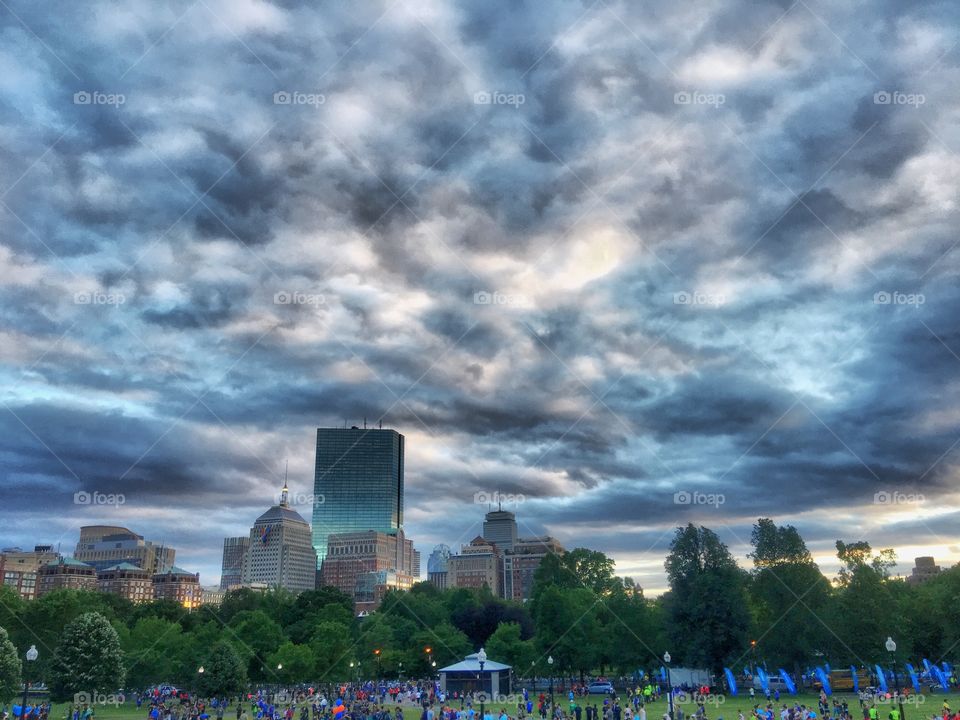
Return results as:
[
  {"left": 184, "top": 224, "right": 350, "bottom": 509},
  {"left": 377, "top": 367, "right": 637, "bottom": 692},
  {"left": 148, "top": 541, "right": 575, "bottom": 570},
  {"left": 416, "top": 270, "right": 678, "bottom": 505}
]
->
[{"left": 312, "top": 427, "right": 404, "bottom": 569}]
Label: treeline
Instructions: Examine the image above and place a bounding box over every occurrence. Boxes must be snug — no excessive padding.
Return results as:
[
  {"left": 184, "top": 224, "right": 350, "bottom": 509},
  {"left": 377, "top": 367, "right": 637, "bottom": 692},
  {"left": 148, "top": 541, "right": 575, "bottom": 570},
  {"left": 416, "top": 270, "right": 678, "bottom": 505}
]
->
[{"left": 1, "top": 518, "right": 958, "bottom": 698}]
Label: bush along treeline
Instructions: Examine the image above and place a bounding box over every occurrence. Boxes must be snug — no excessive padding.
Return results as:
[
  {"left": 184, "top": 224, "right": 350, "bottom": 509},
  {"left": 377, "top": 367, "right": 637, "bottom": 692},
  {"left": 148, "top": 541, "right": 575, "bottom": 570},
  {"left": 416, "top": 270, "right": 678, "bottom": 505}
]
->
[{"left": 1, "top": 518, "right": 958, "bottom": 703}]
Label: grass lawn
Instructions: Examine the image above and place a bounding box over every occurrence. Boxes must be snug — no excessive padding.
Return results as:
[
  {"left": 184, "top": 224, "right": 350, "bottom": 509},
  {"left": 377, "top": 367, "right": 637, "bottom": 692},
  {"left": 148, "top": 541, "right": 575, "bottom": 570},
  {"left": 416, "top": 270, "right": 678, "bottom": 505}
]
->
[{"left": 44, "top": 692, "right": 955, "bottom": 720}]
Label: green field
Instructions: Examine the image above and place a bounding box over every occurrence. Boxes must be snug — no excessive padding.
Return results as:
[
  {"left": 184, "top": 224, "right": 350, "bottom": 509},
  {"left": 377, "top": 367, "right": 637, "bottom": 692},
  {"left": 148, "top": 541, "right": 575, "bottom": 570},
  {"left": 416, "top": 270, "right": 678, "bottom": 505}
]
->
[{"left": 42, "top": 692, "right": 953, "bottom": 720}]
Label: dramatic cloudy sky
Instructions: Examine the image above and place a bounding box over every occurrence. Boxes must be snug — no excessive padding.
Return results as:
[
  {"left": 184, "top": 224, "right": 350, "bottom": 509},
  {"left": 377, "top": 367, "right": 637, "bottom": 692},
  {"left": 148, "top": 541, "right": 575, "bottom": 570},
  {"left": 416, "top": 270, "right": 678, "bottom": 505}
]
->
[{"left": 2, "top": 0, "right": 959, "bottom": 594}]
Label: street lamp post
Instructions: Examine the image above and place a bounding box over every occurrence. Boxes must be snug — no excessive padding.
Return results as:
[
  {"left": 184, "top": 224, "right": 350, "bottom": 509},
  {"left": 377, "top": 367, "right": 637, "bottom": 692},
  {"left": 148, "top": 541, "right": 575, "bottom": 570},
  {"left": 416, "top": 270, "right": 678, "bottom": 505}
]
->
[
  {"left": 20, "top": 645, "right": 37, "bottom": 720},
  {"left": 478, "top": 648, "right": 487, "bottom": 720},
  {"left": 664, "top": 652, "right": 673, "bottom": 720},
  {"left": 426, "top": 646, "right": 433, "bottom": 672},
  {"left": 548, "top": 656, "right": 554, "bottom": 716},
  {"left": 885, "top": 637, "right": 906, "bottom": 720}
]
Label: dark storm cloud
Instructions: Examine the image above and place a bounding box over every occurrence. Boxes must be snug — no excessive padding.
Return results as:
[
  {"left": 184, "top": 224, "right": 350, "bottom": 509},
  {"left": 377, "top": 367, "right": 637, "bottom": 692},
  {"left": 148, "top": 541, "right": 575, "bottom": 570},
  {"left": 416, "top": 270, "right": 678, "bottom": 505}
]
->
[{"left": 1, "top": 0, "right": 959, "bottom": 590}]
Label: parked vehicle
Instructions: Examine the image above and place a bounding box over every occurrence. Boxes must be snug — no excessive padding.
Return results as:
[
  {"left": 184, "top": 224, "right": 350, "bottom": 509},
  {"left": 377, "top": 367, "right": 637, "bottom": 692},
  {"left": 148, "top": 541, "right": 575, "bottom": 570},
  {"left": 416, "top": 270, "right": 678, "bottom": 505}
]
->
[{"left": 587, "top": 681, "right": 615, "bottom": 695}]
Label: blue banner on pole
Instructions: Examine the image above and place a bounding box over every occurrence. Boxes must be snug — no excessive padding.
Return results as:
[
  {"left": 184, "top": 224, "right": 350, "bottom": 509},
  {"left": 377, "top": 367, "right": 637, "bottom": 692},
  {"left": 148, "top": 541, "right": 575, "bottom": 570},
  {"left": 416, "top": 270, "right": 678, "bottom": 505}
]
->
[
  {"left": 778, "top": 669, "right": 796, "bottom": 694},
  {"left": 875, "top": 665, "right": 888, "bottom": 693},
  {"left": 724, "top": 668, "right": 738, "bottom": 696},
  {"left": 815, "top": 667, "right": 832, "bottom": 695}
]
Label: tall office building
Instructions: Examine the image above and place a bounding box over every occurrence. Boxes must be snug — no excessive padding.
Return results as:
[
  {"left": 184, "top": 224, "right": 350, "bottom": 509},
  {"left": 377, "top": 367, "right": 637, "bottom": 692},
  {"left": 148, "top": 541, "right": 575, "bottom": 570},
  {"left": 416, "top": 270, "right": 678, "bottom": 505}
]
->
[
  {"left": 220, "top": 536, "right": 250, "bottom": 589},
  {"left": 242, "top": 484, "right": 317, "bottom": 592},
  {"left": 312, "top": 427, "right": 404, "bottom": 568},
  {"left": 482, "top": 509, "right": 518, "bottom": 552},
  {"left": 74, "top": 526, "right": 175, "bottom": 573}
]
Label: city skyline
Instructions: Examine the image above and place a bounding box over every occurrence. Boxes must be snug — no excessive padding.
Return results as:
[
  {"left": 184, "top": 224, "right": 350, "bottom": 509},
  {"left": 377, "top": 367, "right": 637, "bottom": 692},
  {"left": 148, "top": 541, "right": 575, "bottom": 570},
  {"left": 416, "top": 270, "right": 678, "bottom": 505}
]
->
[
  {"left": 3, "top": 441, "right": 955, "bottom": 596},
  {"left": 2, "top": 1, "right": 959, "bottom": 597}
]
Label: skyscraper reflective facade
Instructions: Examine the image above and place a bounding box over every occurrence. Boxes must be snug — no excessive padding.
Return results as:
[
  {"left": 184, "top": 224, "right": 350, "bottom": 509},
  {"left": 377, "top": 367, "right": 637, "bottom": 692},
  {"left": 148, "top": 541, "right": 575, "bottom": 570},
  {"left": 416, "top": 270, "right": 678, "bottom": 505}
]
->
[{"left": 312, "top": 427, "right": 404, "bottom": 569}]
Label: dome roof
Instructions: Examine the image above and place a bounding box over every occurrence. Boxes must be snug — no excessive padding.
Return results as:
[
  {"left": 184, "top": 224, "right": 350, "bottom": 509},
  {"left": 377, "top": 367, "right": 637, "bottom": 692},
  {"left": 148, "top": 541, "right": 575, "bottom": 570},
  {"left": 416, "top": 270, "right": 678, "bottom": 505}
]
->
[{"left": 255, "top": 504, "right": 309, "bottom": 525}]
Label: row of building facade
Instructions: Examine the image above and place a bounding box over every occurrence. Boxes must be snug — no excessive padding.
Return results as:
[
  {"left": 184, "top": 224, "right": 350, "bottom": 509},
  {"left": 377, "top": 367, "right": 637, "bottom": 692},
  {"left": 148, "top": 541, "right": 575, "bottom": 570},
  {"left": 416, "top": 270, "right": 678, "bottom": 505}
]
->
[
  {"left": 0, "top": 548, "right": 202, "bottom": 605},
  {"left": 427, "top": 509, "right": 564, "bottom": 600}
]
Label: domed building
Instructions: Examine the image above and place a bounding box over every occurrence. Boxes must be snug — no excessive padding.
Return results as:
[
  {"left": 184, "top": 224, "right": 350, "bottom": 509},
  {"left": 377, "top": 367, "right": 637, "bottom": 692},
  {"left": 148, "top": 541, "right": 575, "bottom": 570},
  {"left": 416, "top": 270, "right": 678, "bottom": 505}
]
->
[{"left": 240, "top": 483, "right": 317, "bottom": 592}]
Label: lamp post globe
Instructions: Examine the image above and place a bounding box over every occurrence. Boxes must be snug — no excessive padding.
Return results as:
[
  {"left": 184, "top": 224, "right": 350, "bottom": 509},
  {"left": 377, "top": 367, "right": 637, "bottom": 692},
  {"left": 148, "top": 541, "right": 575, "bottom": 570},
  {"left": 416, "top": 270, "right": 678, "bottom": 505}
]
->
[
  {"left": 547, "top": 656, "right": 555, "bottom": 712},
  {"left": 885, "top": 637, "right": 905, "bottom": 720},
  {"left": 21, "top": 645, "right": 38, "bottom": 720},
  {"left": 663, "top": 652, "right": 674, "bottom": 720}
]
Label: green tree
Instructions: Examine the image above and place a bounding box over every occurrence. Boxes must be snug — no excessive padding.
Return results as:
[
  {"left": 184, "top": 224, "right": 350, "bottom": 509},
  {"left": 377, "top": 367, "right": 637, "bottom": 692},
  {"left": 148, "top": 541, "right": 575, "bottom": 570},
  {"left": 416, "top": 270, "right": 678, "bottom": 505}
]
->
[
  {"left": 0, "top": 626, "right": 21, "bottom": 704},
  {"left": 268, "top": 642, "right": 315, "bottom": 684},
  {"left": 49, "top": 612, "right": 125, "bottom": 701},
  {"left": 122, "top": 617, "right": 184, "bottom": 689},
  {"left": 533, "top": 586, "right": 600, "bottom": 680},
  {"left": 485, "top": 622, "right": 535, "bottom": 673},
  {"left": 663, "top": 524, "right": 750, "bottom": 672},
  {"left": 748, "top": 519, "right": 831, "bottom": 671},
  {"left": 228, "top": 610, "right": 285, "bottom": 681},
  {"left": 309, "top": 621, "right": 353, "bottom": 681},
  {"left": 825, "top": 540, "right": 897, "bottom": 663},
  {"left": 197, "top": 641, "right": 247, "bottom": 696}
]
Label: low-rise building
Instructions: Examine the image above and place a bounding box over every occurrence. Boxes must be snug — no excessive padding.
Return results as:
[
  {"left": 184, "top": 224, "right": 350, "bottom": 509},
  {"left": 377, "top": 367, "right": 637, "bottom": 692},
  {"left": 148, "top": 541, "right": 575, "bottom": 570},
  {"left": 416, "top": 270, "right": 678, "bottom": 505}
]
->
[
  {"left": 37, "top": 557, "right": 98, "bottom": 596},
  {"left": 503, "top": 536, "right": 565, "bottom": 601},
  {"left": 153, "top": 566, "right": 202, "bottom": 608},
  {"left": 320, "top": 528, "right": 417, "bottom": 609},
  {"left": 98, "top": 562, "right": 153, "bottom": 603},
  {"left": 0, "top": 546, "right": 60, "bottom": 600},
  {"left": 448, "top": 537, "right": 502, "bottom": 595}
]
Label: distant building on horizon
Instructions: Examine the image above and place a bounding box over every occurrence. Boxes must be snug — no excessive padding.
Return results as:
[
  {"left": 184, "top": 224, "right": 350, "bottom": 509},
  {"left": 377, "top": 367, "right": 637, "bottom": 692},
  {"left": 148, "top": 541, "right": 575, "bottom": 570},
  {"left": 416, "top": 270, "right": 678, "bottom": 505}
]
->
[
  {"left": 240, "top": 483, "right": 317, "bottom": 593},
  {"left": 427, "top": 544, "right": 452, "bottom": 590},
  {"left": 312, "top": 427, "right": 404, "bottom": 569},
  {"left": 153, "top": 566, "right": 201, "bottom": 608},
  {"left": 0, "top": 545, "right": 60, "bottom": 600},
  {"left": 907, "top": 556, "right": 942, "bottom": 585},
  {"left": 74, "top": 525, "right": 175, "bottom": 574},
  {"left": 201, "top": 586, "right": 226, "bottom": 606},
  {"left": 482, "top": 509, "right": 518, "bottom": 552},
  {"left": 320, "top": 529, "right": 417, "bottom": 610},
  {"left": 448, "top": 536, "right": 503, "bottom": 595},
  {"left": 220, "top": 536, "right": 250, "bottom": 589},
  {"left": 37, "top": 557, "right": 98, "bottom": 596},
  {"left": 503, "top": 535, "right": 565, "bottom": 601},
  {"left": 476, "top": 507, "right": 565, "bottom": 601},
  {"left": 97, "top": 562, "right": 153, "bottom": 603}
]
